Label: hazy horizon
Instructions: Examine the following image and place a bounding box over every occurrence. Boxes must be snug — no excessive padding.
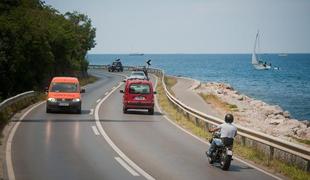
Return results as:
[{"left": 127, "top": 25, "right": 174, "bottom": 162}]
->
[{"left": 45, "top": 0, "right": 310, "bottom": 54}]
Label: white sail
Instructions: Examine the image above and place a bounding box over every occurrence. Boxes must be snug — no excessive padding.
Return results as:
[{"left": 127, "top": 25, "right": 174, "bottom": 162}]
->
[
  {"left": 251, "top": 31, "right": 271, "bottom": 70},
  {"left": 252, "top": 32, "right": 259, "bottom": 65}
]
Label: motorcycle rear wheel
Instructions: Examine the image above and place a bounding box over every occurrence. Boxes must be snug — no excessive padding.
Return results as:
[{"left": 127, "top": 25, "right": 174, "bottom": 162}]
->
[{"left": 220, "top": 154, "right": 232, "bottom": 170}]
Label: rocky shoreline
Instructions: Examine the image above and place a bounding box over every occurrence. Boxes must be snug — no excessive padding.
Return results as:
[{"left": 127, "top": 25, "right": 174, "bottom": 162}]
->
[{"left": 192, "top": 81, "right": 310, "bottom": 144}]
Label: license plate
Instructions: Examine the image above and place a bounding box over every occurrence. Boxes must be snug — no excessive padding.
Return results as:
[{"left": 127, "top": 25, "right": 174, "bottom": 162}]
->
[
  {"left": 59, "top": 102, "right": 69, "bottom": 106},
  {"left": 134, "top": 96, "right": 145, "bottom": 100},
  {"left": 227, "top": 150, "right": 233, "bottom": 156}
]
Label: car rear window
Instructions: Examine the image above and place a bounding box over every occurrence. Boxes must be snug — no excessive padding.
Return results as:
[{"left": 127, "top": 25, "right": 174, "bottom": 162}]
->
[
  {"left": 132, "top": 72, "right": 145, "bottom": 76},
  {"left": 50, "top": 83, "right": 78, "bottom": 93},
  {"left": 129, "top": 84, "right": 150, "bottom": 94}
]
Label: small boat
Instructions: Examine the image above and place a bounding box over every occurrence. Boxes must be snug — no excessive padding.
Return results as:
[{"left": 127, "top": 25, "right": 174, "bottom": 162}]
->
[
  {"left": 252, "top": 31, "right": 271, "bottom": 70},
  {"left": 129, "top": 53, "right": 144, "bottom": 56}
]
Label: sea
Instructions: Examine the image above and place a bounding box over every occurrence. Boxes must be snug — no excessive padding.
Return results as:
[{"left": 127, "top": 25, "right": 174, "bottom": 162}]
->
[{"left": 87, "top": 54, "right": 310, "bottom": 121}]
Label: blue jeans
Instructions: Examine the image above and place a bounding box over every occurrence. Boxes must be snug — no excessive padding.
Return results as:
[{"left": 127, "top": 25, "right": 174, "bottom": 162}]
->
[{"left": 207, "top": 139, "right": 217, "bottom": 156}]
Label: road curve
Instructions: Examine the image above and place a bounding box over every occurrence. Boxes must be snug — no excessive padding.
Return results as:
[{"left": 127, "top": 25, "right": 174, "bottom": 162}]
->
[
  {"left": 9, "top": 70, "right": 144, "bottom": 180},
  {"left": 97, "top": 73, "right": 278, "bottom": 180},
  {"left": 7, "top": 70, "right": 279, "bottom": 180}
]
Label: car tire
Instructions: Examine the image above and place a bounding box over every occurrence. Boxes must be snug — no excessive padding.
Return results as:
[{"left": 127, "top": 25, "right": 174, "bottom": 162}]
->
[
  {"left": 148, "top": 108, "right": 154, "bottom": 115},
  {"left": 123, "top": 107, "right": 127, "bottom": 114},
  {"left": 76, "top": 106, "right": 82, "bottom": 114},
  {"left": 46, "top": 107, "right": 51, "bottom": 113}
]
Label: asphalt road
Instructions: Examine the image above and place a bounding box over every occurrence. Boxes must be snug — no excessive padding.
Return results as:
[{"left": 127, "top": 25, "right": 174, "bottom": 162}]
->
[{"left": 8, "top": 70, "right": 279, "bottom": 180}]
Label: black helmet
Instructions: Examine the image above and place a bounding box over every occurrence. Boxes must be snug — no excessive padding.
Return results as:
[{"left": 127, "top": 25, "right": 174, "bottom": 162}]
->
[{"left": 225, "top": 114, "right": 234, "bottom": 123}]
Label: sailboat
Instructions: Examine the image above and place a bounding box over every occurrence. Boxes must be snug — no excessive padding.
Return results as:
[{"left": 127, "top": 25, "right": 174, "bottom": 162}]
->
[{"left": 252, "top": 31, "right": 271, "bottom": 70}]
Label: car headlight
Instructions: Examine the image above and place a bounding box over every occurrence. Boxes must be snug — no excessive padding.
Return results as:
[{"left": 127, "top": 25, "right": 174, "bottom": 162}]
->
[
  {"left": 47, "top": 98, "right": 57, "bottom": 102},
  {"left": 72, "top": 98, "right": 81, "bottom": 102}
]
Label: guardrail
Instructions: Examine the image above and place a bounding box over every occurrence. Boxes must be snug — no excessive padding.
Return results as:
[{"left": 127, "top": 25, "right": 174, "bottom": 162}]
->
[
  {"left": 89, "top": 64, "right": 310, "bottom": 171},
  {"left": 0, "top": 91, "right": 36, "bottom": 112}
]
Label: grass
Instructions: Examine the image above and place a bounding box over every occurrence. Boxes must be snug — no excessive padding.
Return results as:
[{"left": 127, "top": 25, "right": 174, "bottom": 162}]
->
[
  {"left": 199, "top": 93, "right": 239, "bottom": 112},
  {"left": 158, "top": 75, "right": 310, "bottom": 180},
  {"left": 164, "top": 76, "right": 177, "bottom": 96},
  {"left": 0, "top": 93, "right": 46, "bottom": 132},
  {"left": 287, "top": 135, "right": 310, "bottom": 145},
  {"left": 79, "top": 75, "right": 99, "bottom": 86}
]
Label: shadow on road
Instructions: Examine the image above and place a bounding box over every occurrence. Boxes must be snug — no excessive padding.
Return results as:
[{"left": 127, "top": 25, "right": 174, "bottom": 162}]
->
[
  {"left": 14, "top": 118, "right": 160, "bottom": 123},
  {"left": 208, "top": 163, "right": 254, "bottom": 172},
  {"left": 124, "top": 110, "right": 162, "bottom": 116}
]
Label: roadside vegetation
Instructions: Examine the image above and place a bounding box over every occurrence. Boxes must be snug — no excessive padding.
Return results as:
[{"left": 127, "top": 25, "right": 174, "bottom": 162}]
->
[
  {"left": 156, "top": 75, "right": 310, "bottom": 180},
  {"left": 164, "top": 76, "right": 177, "bottom": 96},
  {"left": 287, "top": 135, "right": 310, "bottom": 145},
  {"left": 0, "top": 93, "right": 45, "bottom": 132},
  {"left": 79, "top": 75, "right": 98, "bottom": 86},
  {"left": 199, "top": 93, "right": 238, "bottom": 112},
  {"left": 0, "top": 0, "right": 96, "bottom": 101}
]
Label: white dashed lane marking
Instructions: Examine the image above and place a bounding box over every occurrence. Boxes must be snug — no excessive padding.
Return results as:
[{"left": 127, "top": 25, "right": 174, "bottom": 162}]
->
[
  {"left": 115, "top": 157, "right": 140, "bottom": 176},
  {"left": 92, "top": 126, "right": 100, "bottom": 136}
]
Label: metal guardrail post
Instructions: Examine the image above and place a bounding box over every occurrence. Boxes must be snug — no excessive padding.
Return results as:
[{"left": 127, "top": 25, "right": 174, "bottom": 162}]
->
[
  {"left": 269, "top": 146, "right": 275, "bottom": 162},
  {"left": 241, "top": 136, "right": 246, "bottom": 146},
  {"left": 195, "top": 117, "right": 199, "bottom": 126}
]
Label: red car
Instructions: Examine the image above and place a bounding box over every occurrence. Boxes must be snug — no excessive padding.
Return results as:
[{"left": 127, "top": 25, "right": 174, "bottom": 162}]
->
[{"left": 120, "top": 79, "right": 156, "bottom": 115}]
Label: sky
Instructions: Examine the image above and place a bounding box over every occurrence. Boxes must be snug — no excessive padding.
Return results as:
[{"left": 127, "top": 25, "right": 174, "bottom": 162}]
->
[{"left": 44, "top": 0, "right": 310, "bottom": 54}]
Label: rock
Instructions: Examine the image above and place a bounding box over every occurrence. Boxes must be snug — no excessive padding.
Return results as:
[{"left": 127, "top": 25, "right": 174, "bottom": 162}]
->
[
  {"left": 274, "top": 114, "right": 284, "bottom": 119},
  {"left": 270, "top": 119, "right": 284, "bottom": 125},
  {"left": 237, "top": 95, "right": 244, "bottom": 101},
  {"left": 283, "top": 111, "right": 291, "bottom": 118},
  {"left": 301, "top": 120, "right": 310, "bottom": 128},
  {"left": 296, "top": 129, "right": 308, "bottom": 138},
  {"left": 217, "top": 90, "right": 223, "bottom": 94},
  {"left": 263, "top": 105, "right": 283, "bottom": 116}
]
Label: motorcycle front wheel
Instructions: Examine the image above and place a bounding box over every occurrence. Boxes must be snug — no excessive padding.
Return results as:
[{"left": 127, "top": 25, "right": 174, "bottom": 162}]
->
[{"left": 208, "top": 155, "right": 214, "bottom": 164}]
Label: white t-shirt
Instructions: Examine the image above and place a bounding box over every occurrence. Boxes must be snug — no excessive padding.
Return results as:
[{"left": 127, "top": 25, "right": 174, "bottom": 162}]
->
[{"left": 218, "top": 123, "right": 237, "bottom": 138}]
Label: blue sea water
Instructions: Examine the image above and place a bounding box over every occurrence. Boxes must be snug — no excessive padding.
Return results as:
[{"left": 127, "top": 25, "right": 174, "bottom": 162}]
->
[{"left": 87, "top": 54, "right": 310, "bottom": 121}]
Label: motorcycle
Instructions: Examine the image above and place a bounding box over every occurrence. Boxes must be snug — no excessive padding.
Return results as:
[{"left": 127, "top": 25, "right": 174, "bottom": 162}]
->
[{"left": 207, "top": 131, "right": 233, "bottom": 170}]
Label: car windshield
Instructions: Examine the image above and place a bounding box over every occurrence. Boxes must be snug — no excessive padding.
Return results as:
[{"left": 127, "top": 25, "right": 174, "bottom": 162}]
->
[
  {"left": 129, "top": 84, "right": 150, "bottom": 94},
  {"left": 50, "top": 82, "right": 78, "bottom": 93}
]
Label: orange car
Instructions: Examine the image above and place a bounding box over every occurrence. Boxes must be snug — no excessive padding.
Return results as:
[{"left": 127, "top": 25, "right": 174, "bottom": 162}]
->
[{"left": 46, "top": 77, "right": 85, "bottom": 114}]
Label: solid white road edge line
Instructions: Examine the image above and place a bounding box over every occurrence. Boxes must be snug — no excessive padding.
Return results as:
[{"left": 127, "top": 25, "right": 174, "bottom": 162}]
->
[
  {"left": 115, "top": 157, "right": 140, "bottom": 176},
  {"left": 92, "top": 126, "right": 100, "bottom": 136},
  {"left": 94, "top": 82, "right": 155, "bottom": 180},
  {"left": 6, "top": 101, "right": 45, "bottom": 180},
  {"left": 152, "top": 75, "right": 282, "bottom": 180}
]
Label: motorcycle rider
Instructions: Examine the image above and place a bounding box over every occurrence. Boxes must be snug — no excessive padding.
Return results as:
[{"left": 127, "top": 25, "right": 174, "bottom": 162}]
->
[{"left": 207, "top": 113, "right": 237, "bottom": 156}]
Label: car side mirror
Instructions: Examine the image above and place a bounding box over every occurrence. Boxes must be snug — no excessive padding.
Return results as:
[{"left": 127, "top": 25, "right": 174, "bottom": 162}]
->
[
  {"left": 120, "top": 90, "right": 124, "bottom": 93},
  {"left": 153, "top": 91, "right": 157, "bottom": 94},
  {"left": 80, "top": 89, "right": 85, "bottom": 93},
  {"left": 122, "top": 79, "right": 126, "bottom": 82}
]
